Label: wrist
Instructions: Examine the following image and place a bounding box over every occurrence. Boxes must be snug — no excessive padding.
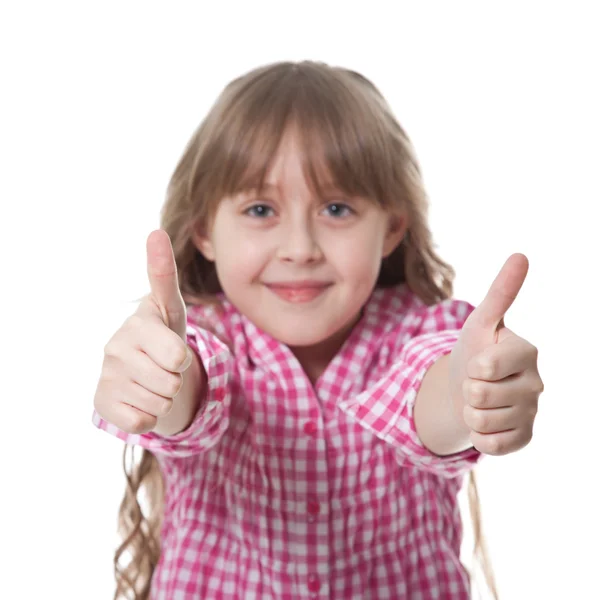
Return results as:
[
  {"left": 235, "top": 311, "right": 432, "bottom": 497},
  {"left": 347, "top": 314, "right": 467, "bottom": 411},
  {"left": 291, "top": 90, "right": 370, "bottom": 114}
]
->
[{"left": 414, "top": 353, "right": 472, "bottom": 456}]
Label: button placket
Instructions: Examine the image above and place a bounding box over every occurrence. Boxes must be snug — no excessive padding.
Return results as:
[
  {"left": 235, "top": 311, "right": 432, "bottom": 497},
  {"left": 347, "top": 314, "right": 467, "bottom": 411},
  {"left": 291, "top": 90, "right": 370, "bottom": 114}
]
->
[{"left": 302, "top": 411, "right": 326, "bottom": 596}]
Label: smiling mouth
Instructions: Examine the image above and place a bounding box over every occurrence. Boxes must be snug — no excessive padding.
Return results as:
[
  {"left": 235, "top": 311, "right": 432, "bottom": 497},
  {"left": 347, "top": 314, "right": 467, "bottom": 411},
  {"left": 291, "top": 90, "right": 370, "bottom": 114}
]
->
[{"left": 264, "top": 281, "right": 332, "bottom": 303}]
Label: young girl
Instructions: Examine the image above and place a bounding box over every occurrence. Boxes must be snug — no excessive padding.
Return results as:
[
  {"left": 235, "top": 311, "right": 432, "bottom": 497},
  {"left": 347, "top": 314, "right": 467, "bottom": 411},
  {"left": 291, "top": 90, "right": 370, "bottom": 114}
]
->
[{"left": 93, "top": 61, "right": 543, "bottom": 599}]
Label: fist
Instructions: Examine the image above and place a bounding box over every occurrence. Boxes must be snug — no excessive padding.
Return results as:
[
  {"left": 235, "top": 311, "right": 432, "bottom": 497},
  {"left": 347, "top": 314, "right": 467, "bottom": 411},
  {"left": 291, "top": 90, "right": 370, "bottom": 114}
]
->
[
  {"left": 93, "top": 230, "right": 193, "bottom": 434},
  {"left": 450, "top": 254, "right": 544, "bottom": 456}
]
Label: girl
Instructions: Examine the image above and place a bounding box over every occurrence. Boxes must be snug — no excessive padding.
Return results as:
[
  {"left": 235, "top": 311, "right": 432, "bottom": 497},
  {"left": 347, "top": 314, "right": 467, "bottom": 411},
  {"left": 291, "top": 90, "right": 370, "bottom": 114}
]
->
[{"left": 93, "top": 61, "right": 543, "bottom": 599}]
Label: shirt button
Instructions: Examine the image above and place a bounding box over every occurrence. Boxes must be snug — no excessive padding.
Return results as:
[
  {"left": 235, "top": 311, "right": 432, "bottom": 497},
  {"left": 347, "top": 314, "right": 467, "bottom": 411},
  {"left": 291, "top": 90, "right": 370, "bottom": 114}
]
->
[
  {"left": 307, "top": 499, "right": 321, "bottom": 517},
  {"left": 303, "top": 420, "right": 318, "bottom": 436},
  {"left": 307, "top": 573, "right": 321, "bottom": 593}
]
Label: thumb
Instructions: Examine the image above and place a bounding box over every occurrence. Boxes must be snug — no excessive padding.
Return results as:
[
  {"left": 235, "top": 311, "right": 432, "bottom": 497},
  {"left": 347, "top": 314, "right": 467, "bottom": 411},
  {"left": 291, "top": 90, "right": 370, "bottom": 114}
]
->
[
  {"left": 146, "top": 229, "right": 187, "bottom": 339},
  {"left": 471, "top": 253, "right": 529, "bottom": 330}
]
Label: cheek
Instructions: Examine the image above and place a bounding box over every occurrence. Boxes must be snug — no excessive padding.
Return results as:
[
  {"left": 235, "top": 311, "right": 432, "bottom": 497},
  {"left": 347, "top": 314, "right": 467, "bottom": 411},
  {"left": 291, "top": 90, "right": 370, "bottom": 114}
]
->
[
  {"left": 212, "top": 225, "right": 269, "bottom": 282},
  {"left": 328, "top": 226, "right": 386, "bottom": 277}
]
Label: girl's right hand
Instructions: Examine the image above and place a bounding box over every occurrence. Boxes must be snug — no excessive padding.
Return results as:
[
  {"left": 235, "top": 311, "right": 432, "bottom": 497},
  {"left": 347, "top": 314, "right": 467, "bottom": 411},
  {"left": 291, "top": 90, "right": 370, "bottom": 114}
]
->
[{"left": 94, "top": 230, "right": 193, "bottom": 434}]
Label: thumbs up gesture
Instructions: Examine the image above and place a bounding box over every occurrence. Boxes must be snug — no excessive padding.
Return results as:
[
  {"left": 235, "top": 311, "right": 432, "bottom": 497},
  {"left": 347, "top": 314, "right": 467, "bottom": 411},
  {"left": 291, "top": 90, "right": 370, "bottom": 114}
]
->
[
  {"left": 449, "top": 254, "right": 544, "bottom": 456},
  {"left": 93, "top": 230, "right": 194, "bottom": 434},
  {"left": 143, "top": 229, "right": 189, "bottom": 341}
]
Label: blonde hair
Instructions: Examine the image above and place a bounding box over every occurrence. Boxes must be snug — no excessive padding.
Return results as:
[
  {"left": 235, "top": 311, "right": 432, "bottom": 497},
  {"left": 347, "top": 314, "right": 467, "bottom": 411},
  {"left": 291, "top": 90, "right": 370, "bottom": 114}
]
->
[{"left": 113, "top": 61, "right": 498, "bottom": 600}]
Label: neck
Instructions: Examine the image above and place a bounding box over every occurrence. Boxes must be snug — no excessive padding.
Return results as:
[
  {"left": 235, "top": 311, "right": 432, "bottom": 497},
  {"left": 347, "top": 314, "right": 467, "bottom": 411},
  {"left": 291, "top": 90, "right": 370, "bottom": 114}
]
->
[{"left": 288, "top": 312, "right": 361, "bottom": 385}]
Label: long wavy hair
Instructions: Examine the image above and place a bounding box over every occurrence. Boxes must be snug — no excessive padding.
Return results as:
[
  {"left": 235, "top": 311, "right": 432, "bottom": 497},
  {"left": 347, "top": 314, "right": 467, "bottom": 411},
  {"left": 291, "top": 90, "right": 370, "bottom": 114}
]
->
[{"left": 113, "top": 61, "right": 498, "bottom": 599}]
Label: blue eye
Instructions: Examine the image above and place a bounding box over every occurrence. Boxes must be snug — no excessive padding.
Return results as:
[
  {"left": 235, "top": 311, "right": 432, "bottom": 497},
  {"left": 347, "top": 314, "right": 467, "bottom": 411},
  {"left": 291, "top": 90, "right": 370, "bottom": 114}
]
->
[
  {"left": 245, "top": 204, "right": 274, "bottom": 218},
  {"left": 324, "top": 203, "right": 353, "bottom": 217}
]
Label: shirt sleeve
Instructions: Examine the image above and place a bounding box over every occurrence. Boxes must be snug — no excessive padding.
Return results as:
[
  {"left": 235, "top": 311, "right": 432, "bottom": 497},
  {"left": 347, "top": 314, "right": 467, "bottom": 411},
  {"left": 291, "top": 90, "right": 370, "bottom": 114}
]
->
[
  {"left": 92, "top": 321, "right": 234, "bottom": 458},
  {"left": 337, "top": 298, "right": 482, "bottom": 478}
]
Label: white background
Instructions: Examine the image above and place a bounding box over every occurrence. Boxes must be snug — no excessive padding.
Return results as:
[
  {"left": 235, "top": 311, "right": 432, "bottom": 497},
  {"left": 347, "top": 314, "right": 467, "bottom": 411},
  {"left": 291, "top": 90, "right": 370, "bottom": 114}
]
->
[{"left": 2, "top": 2, "right": 598, "bottom": 599}]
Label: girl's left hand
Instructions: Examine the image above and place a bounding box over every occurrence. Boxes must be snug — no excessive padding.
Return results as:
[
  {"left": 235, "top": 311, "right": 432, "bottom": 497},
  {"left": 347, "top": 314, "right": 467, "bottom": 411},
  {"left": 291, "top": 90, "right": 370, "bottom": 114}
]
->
[{"left": 449, "top": 254, "right": 544, "bottom": 456}]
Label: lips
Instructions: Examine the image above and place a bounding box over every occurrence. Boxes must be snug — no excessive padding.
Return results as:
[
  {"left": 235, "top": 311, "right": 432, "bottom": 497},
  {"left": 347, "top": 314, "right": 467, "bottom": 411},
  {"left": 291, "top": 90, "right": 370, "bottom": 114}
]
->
[{"left": 265, "top": 281, "right": 331, "bottom": 303}]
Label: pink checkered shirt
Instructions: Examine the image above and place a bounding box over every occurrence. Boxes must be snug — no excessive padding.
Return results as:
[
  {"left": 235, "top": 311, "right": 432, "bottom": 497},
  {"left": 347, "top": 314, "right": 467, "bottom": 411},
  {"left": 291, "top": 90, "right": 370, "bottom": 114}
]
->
[{"left": 94, "top": 285, "right": 482, "bottom": 599}]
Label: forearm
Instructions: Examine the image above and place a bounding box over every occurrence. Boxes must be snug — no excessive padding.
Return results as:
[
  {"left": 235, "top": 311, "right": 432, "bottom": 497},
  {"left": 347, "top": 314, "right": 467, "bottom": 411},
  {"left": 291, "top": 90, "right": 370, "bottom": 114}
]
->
[
  {"left": 413, "top": 353, "right": 472, "bottom": 456},
  {"left": 152, "top": 348, "right": 205, "bottom": 436}
]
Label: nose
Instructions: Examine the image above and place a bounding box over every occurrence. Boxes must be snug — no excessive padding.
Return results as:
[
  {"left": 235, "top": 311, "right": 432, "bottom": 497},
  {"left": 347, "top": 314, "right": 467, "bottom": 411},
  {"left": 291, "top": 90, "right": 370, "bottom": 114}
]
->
[{"left": 276, "top": 220, "right": 323, "bottom": 264}]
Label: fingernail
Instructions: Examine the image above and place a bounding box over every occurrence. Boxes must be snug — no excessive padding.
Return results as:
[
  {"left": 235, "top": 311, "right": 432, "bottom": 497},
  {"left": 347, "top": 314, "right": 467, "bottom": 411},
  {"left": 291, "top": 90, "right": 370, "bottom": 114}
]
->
[
  {"left": 161, "top": 399, "right": 173, "bottom": 416},
  {"left": 180, "top": 347, "right": 193, "bottom": 372}
]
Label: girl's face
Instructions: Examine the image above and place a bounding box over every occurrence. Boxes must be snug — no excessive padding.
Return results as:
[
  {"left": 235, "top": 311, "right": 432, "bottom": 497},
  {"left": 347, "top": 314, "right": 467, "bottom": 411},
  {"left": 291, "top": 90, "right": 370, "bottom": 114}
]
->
[{"left": 194, "top": 129, "right": 406, "bottom": 354}]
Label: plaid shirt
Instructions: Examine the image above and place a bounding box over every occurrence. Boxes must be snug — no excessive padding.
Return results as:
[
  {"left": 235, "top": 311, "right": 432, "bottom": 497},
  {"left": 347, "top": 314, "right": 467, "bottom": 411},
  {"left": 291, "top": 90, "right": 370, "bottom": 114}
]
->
[{"left": 94, "top": 285, "right": 481, "bottom": 599}]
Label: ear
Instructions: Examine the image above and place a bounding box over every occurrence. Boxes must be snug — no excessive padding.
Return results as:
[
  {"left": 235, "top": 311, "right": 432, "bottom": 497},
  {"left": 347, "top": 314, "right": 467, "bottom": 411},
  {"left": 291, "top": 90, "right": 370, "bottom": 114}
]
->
[
  {"left": 382, "top": 212, "right": 408, "bottom": 258},
  {"left": 191, "top": 229, "right": 216, "bottom": 262}
]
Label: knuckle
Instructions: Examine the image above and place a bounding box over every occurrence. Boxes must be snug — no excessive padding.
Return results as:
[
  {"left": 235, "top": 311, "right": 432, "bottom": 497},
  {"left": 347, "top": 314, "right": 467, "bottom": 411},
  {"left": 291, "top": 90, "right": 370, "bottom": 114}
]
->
[
  {"left": 104, "top": 330, "right": 133, "bottom": 358},
  {"left": 535, "top": 377, "right": 545, "bottom": 395},
  {"left": 140, "top": 387, "right": 172, "bottom": 417},
  {"left": 103, "top": 339, "right": 121, "bottom": 357},
  {"left": 138, "top": 389, "right": 160, "bottom": 417},
  {"left": 124, "top": 314, "right": 146, "bottom": 333},
  {"left": 468, "top": 381, "right": 487, "bottom": 407},
  {"left": 526, "top": 373, "right": 544, "bottom": 396},
  {"left": 125, "top": 409, "right": 155, "bottom": 434},
  {"left": 168, "top": 345, "right": 188, "bottom": 372},
  {"left": 484, "top": 436, "right": 505, "bottom": 456}
]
